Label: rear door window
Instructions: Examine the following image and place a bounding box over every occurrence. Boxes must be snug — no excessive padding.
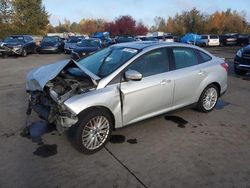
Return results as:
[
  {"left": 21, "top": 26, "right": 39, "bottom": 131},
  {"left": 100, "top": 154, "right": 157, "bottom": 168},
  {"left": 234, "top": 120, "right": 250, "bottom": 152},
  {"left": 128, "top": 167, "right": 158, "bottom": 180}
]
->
[
  {"left": 210, "top": 35, "right": 218, "bottom": 39},
  {"left": 172, "top": 47, "right": 198, "bottom": 69},
  {"left": 201, "top": 36, "right": 208, "bottom": 39},
  {"left": 197, "top": 50, "right": 212, "bottom": 63}
]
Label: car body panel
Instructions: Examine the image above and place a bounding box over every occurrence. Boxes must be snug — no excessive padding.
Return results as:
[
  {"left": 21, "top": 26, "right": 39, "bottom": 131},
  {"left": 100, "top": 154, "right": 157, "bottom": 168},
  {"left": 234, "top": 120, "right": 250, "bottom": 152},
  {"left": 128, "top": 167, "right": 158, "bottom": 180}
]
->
[
  {"left": 26, "top": 42, "right": 228, "bottom": 130},
  {"left": 120, "top": 72, "right": 175, "bottom": 125}
]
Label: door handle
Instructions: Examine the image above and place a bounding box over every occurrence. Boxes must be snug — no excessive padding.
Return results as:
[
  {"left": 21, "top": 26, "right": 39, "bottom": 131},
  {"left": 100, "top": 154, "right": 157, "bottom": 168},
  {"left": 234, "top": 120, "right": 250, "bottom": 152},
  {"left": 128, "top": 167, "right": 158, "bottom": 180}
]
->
[
  {"left": 161, "top": 79, "right": 171, "bottom": 85},
  {"left": 198, "top": 70, "right": 206, "bottom": 75}
]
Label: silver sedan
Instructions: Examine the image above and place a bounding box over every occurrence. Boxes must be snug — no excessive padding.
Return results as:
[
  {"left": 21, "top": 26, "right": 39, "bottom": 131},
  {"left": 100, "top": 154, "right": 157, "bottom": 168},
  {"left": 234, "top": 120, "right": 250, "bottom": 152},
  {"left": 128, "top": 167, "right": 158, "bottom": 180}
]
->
[{"left": 26, "top": 42, "right": 228, "bottom": 154}]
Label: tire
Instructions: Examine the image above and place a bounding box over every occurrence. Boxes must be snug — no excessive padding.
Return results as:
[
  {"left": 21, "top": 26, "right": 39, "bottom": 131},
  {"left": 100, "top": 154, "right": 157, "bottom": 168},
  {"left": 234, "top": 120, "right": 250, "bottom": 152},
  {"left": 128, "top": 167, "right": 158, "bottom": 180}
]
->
[
  {"left": 74, "top": 109, "right": 113, "bottom": 154},
  {"left": 234, "top": 66, "right": 247, "bottom": 75},
  {"left": 21, "top": 48, "right": 27, "bottom": 57},
  {"left": 197, "top": 84, "right": 219, "bottom": 113}
]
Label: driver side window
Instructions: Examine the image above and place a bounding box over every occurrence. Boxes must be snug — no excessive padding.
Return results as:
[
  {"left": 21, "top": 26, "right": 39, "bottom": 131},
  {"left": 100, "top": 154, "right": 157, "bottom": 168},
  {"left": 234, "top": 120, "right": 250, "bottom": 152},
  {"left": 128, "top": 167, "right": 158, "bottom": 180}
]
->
[{"left": 128, "top": 48, "right": 169, "bottom": 77}]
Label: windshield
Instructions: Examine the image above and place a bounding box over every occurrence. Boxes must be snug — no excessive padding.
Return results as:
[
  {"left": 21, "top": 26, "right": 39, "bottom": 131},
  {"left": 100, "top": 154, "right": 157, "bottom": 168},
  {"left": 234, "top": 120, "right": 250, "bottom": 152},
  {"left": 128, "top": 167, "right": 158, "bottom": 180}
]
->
[
  {"left": 42, "top": 37, "right": 58, "bottom": 43},
  {"left": 77, "top": 39, "right": 100, "bottom": 47},
  {"left": 4, "top": 36, "right": 24, "bottom": 43},
  {"left": 68, "top": 37, "right": 82, "bottom": 43},
  {"left": 78, "top": 47, "right": 139, "bottom": 78}
]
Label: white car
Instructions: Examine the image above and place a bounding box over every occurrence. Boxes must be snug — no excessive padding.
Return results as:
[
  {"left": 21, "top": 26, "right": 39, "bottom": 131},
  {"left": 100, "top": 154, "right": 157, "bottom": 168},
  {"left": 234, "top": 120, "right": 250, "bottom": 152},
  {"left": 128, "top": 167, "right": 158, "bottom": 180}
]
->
[{"left": 197, "top": 35, "right": 220, "bottom": 47}]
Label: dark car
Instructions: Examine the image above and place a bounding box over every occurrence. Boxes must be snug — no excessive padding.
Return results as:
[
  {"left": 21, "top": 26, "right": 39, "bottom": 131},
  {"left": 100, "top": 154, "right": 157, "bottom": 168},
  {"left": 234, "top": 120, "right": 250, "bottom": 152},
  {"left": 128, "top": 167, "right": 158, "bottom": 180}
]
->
[
  {"left": 71, "top": 38, "right": 102, "bottom": 60},
  {"left": 64, "top": 36, "right": 85, "bottom": 54},
  {"left": 236, "top": 34, "right": 250, "bottom": 46},
  {"left": 219, "top": 33, "right": 238, "bottom": 46},
  {"left": 0, "top": 35, "right": 35, "bottom": 57},
  {"left": 220, "top": 33, "right": 250, "bottom": 46},
  {"left": 234, "top": 44, "right": 250, "bottom": 75},
  {"left": 115, "top": 36, "right": 136, "bottom": 43},
  {"left": 38, "top": 36, "right": 64, "bottom": 53}
]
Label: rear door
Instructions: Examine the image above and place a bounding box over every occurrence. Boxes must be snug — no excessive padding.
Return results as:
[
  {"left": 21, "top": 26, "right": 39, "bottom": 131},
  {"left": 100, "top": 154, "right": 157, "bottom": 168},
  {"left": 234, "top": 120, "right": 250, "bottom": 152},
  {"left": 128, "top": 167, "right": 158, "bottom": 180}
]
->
[
  {"left": 120, "top": 48, "right": 174, "bottom": 125},
  {"left": 170, "top": 47, "right": 207, "bottom": 108}
]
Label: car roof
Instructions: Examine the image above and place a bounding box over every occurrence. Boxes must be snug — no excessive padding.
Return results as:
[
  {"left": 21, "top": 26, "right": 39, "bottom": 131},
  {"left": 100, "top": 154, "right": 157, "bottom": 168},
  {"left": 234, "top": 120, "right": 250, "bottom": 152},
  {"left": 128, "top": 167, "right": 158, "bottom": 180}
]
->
[
  {"left": 112, "top": 41, "right": 194, "bottom": 50},
  {"left": 8, "top": 35, "right": 30, "bottom": 37}
]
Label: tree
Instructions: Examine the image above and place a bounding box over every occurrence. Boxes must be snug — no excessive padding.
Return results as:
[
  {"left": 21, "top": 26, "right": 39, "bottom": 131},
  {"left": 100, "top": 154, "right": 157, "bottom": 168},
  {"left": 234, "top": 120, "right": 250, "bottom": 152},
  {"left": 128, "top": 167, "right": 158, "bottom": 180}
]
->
[
  {"left": 114, "top": 15, "right": 136, "bottom": 35},
  {"left": 135, "top": 22, "right": 148, "bottom": 35},
  {"left": 0, "top": 0, "right": 13, "bottom": 38},
  {"left": 12, "top": 0, "right": 49, "bottom": 35}
]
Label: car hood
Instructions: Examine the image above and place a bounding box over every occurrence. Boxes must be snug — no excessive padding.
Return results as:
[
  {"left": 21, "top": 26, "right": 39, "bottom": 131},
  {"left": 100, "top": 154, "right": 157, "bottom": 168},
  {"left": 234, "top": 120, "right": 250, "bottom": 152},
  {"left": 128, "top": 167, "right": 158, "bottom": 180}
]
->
[
  {"left": 65, "top": 43, "right": 76, "bottom": 48},
  {"left": 40, "top": 41, "right": 57, "bottom": 47},
  {"left": 3, "top": 42, "right": 23, "bottom": 47},
  {"left": 243, "top": 45, "right": 250, "bottom": 53},
  {"left": 73, "top": 46, "right": 99, "bottom": 53},
  {"left": 26, "top": 59, "right": 100, "bottom": 91}
]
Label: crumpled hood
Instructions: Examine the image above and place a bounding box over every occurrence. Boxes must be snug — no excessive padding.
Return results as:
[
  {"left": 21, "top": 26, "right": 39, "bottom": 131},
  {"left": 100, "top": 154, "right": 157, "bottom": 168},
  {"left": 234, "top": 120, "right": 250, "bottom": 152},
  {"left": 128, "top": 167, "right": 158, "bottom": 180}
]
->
[
  {"left": 4, "top": 42, "right": 23, "bottom": 47},
  {"left": 26, "top": 59, "right": 100, "bottom": 91}
]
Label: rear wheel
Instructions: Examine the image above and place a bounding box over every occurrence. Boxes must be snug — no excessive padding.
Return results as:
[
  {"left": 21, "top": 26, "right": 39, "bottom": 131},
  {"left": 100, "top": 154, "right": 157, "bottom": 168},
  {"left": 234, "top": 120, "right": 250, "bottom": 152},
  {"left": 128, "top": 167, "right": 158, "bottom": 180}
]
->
[
  {"left": 197, "top": 84, "right": 219, "bottom": 113},
  {"left": 234, "top": 66, "right": 248, "bottom": 75},
  {"left": 74, "top": 109, "right": 113, "bottom": 154}
]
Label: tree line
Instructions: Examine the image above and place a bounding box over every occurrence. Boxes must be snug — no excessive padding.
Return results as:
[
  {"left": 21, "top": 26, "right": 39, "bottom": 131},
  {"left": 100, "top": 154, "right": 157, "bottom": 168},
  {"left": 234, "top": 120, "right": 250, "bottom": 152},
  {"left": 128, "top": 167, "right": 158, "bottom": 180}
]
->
[
  {"left": 48, "top": 16, "right": 148, "bottom": 37},
  {"left": 151, "top": 8, "right": 249, "bottom": 36},
  {"left": 1, "top": 0, "right": 249, "bottom": 39}
]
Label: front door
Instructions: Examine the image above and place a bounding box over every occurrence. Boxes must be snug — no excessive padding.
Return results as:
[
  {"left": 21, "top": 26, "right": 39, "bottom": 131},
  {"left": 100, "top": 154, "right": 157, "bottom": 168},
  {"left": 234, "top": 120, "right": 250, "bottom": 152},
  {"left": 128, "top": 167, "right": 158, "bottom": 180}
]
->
[{"left": 120, "top": 48, "right": 174, "bottom": 125}]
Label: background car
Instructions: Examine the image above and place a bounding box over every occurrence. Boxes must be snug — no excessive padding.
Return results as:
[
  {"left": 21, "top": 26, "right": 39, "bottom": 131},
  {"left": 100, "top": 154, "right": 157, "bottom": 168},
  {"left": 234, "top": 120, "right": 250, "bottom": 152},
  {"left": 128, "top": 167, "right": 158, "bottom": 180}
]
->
[
  {"left": 64, "top": 36, "right": 85, "bottom": 54},
  {"left": 26, "top": 42, "right": 228, "bottom": 154},
  {"left": 0, "top": 35, "right": 35, "bottom": 57},
  {"left": 115, "top": 35, "right": 136, "bottom": 43},
  {"left": 71, "top": 38, "right": 102, "bottom": 60},
  {"left": 236, "top": 34, "right": 250, "bottom": 46},
  {"left": 234, "top": 44, "right": 250, "bottom": 75},
  {"left": 38, "top": 36, "right": 64, "bottom": 53},
  {"left": 219, "top": 33, "right": 238, "bottom": 46},
  {"left": 196, "top": 35, "right": 220, "bottom": 47},
  {"left": 164, "top": 34, "right": 174, "bottom": 42}
]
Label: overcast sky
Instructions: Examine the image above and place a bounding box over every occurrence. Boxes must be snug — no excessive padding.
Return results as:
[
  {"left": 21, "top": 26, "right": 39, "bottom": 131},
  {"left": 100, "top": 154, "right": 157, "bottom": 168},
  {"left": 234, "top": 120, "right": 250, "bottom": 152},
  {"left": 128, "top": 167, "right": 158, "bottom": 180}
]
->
[{"left": 43, "top": 0, "right": 250, "bottom": 26}]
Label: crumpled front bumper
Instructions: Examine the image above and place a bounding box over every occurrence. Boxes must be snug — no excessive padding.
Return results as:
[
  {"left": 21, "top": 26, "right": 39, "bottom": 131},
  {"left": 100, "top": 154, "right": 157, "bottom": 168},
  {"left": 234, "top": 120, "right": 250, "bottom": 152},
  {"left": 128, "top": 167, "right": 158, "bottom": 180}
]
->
[{"left": 27, "top": 92, "right": 78, "bottom": 131}]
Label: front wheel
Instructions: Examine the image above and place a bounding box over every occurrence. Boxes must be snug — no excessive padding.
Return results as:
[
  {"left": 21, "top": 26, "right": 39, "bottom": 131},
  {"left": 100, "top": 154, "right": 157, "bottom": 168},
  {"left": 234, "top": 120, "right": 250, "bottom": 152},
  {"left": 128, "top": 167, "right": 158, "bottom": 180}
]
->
[
  {"left": 197, "top": 85, "right": 219, "bottom": 113},
  {"left": 74, "top": 109, "right": 113, "bottom": 154},
  {"left": 21, "top": 48, "right": 27, "bottom": 57}
]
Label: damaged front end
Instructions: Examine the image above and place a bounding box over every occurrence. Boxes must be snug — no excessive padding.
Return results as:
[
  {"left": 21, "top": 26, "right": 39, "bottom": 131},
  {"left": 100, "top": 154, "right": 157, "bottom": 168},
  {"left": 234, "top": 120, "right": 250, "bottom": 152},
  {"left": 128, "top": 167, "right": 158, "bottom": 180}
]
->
[{"left": 26, "top": 59, "right": 99, "bottom": 132}]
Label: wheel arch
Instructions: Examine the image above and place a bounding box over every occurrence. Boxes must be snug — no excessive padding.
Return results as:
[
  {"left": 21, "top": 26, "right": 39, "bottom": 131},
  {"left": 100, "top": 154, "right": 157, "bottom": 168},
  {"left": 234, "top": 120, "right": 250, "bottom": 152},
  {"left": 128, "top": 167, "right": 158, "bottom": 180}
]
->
[
  {"left": 77, "top": 106, "right": 116, "bottom": 130},
  {"left": 209, "top": 82, "right": 221, "bottom": 96}
]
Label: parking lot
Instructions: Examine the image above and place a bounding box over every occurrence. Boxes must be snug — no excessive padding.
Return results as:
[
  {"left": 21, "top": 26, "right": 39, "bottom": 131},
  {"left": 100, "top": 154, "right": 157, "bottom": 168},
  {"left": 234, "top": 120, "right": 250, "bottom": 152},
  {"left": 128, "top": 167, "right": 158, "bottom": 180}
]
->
[{"left": 0, "top": 46, "right": 249, "bottom": 188}]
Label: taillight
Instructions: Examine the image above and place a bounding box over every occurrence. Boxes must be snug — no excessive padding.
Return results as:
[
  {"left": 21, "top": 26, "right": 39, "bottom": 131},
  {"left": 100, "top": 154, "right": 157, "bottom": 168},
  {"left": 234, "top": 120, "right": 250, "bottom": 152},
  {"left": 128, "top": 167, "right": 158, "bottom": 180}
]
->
[{"left": 221, "top": 62, "right": 228, "bottom": 72}]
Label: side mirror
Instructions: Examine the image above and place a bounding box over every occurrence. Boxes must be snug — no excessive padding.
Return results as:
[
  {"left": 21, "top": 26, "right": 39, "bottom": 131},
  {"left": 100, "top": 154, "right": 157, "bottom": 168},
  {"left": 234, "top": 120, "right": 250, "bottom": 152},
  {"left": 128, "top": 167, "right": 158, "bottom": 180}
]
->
[{"left": 125, "top": 69, "right": 142, "bottom": 81}]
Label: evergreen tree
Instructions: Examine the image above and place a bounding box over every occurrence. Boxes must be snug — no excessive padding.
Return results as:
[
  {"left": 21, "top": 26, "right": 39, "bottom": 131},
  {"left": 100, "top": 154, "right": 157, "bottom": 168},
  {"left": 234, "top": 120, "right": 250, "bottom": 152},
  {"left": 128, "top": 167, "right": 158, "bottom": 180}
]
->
[{"left": 12, "top": 0, "right": 49, "bottom": 35}]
